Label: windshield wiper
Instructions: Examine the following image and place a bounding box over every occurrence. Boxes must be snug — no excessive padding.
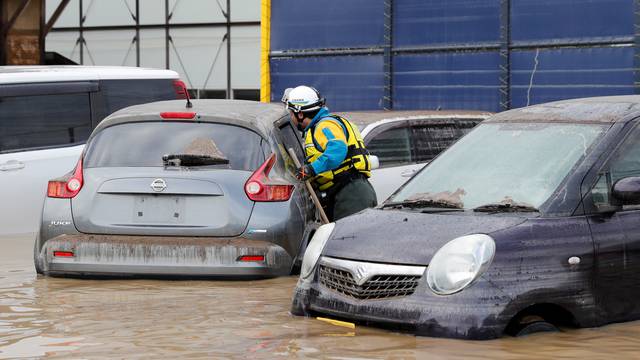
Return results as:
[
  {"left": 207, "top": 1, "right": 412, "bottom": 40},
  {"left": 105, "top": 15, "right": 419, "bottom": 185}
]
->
[
  {"left": 163, "top": 154, "right": 229, "bottom": 167},
  {"left": 381, "top": 199, "right": 463, "bottom": 210},
  {"left": 473, "top": 202, "right": 538, "bottom": 213}
]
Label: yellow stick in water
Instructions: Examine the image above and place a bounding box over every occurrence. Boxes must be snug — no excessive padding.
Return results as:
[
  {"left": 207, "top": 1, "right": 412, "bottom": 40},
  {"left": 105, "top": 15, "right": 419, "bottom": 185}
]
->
[{"left": 316, "top": 317, "right": 356, "bottom": 329}]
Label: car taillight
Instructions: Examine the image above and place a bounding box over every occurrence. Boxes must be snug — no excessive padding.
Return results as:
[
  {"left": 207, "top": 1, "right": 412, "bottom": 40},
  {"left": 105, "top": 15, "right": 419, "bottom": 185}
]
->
[
  {"left": 244, "top": 153, "right": 294, "bottom": 202},
  {"left": 53, "top": 251, "right": 74, "bottom": 257},
  {"left": 47, "top": 158, "right": 84, "bottom": 198},
  {"left": 160, "top": 112, "right": 196, "bottom": 120},
  {"left": 237, "top": 255, "right": 265, "bottom": 262},
  {"left": 172, "top": 79, "right": 189, "bottom": 99}
]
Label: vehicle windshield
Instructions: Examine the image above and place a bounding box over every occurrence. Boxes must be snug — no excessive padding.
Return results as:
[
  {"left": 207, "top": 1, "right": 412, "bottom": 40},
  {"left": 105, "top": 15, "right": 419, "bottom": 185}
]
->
[
  {"left": 84, "top": 122, "right": 266, "bottom": 170},
  {"left": 389, "top": 122, "right": 608, "bottom": 210}
]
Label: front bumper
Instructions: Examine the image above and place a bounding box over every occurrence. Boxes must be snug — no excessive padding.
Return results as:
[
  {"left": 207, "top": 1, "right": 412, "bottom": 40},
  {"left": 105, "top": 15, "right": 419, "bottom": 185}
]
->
[
  {"left": 292, "top": 258, "right": 513, "bottom": 340},
  {"left": 36, "top": 234, "right": 293, "bottom": 278}
]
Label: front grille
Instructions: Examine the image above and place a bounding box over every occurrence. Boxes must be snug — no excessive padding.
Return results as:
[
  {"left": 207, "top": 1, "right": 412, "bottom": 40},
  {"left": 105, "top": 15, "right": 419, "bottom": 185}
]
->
[{"left": 318, "top": 264, "right": 421, "bottom": 300}]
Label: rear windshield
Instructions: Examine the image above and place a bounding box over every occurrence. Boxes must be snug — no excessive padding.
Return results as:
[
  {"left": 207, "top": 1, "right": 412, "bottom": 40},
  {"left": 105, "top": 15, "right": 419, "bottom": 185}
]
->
[{"left": 83, "top": 122, "right": 267, "bottom": 170}]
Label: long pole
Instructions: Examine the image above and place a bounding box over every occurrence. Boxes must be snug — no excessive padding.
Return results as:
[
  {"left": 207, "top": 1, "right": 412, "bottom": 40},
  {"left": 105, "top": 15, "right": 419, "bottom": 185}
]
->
[
  {"left": 79, "top": 0, "right": 83, "bottom": 64},
  {"left": 226, "top": 0, "right": 231, "bottom": 99},
  {"left": 288, "top": 148, "right": 330, "bottom": 224},
  {"left": 135, "top": 0, "right": 140, "bottom": 66},
  {"left": 165, "top": 0, "right": 169, "bottom": 69}
]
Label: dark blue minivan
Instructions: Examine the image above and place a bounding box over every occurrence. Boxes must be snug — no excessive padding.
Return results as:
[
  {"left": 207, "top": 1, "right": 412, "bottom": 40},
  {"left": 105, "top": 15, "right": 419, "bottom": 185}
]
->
[{"left": 292, "top": 95, "right": 640, "bottom": 339}]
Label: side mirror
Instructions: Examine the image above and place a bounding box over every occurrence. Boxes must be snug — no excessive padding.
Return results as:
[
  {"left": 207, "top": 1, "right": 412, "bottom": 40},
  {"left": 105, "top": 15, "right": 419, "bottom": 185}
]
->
[
  {"left": 369, "top": 155, "right": 380, "bottom": 170},
  {"left": 612, "top": 176, "right": 640, "bottom": 205}
]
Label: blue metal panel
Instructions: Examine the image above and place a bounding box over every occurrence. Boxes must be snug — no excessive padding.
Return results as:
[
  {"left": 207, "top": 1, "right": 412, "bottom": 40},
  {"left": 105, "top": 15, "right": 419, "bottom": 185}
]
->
[
  {"left": 394, "top": 0, "right": 500, "bottom": 47},
  {"left": 510, "top": 46, "right": 634, "bottom": 108},
  {"left": 393, "top": 51, "right": 501, "bottom": 111},
  {"left": 270, "top": 56, "right": 384, "bottom": 111},
  {"left": 270, "top": 0, "right": 384, "bottom": 51},
  {"left": 511, "top": 0, "right": 633, "bottom": 43}
]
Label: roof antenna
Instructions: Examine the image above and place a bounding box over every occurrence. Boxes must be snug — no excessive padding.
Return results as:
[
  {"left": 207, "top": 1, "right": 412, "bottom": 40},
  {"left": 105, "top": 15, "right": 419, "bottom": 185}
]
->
[
  {"left": 174, "top": 80, "right": 193, "bottom": 108},
  {"left": 185, "top": 88, "right": 193, "bottom": 108}
]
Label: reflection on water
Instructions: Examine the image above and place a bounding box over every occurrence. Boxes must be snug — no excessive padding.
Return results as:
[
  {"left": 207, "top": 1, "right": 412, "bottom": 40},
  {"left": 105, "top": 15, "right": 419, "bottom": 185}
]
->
[{"left": 1, "top": 236, "right": 640, "bottom": 359}]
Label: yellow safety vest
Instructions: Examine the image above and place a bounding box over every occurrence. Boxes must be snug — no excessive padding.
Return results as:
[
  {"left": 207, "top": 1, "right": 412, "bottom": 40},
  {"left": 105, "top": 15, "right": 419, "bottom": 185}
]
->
[{"left": 304, "top": 115, "right": 371, "bottom": 191}]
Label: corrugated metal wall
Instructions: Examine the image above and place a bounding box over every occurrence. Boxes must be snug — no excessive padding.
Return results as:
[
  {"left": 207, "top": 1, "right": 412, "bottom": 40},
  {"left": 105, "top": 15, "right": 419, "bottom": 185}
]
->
[{"left": 269, "top": 0, "right": 638, "bottom": 112}]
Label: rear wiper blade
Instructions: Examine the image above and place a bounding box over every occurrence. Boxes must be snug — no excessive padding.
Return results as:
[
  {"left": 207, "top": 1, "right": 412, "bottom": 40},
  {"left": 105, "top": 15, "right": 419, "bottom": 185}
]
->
[
  {"left": 163, "top": 154, "right": 229, "bottom": 166},
  {"left": 473, "top": 202, "right": 538, "bottom": 213},
  {"left": 381, "top": 199, "right": 463, "bottom": 210}
]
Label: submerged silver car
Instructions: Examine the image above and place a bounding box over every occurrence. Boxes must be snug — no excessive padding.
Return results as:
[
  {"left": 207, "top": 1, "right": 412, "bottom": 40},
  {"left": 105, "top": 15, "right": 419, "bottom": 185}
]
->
[{"left": 34, "top": 100, "right": 317, "bottom": 278}]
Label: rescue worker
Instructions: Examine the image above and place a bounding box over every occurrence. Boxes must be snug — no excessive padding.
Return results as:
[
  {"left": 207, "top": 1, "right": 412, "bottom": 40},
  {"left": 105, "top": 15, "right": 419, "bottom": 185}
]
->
[{"left": 284, "top": 85, "right": 377, "bottom": 221}]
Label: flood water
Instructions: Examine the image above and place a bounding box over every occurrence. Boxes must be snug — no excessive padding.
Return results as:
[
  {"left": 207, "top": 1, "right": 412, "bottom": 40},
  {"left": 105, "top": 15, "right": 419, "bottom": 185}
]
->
[{"left": 2, "top": 236, "right": 640, "bottom": 359}]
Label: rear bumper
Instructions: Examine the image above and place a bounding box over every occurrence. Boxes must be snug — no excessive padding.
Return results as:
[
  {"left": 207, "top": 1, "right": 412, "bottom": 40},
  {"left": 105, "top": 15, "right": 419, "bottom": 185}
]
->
[{"left": 36, "top": 234, "right": 293, "bottom": 278}]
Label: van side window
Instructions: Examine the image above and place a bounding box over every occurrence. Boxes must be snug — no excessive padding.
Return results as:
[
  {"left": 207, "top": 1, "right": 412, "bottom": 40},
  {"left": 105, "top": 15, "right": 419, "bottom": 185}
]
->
[
  {"left": 100, "top": 79, "right": 176, "bottom": 116},
  {"left": 366, "top": 126, "right": 413, "bottom": 167},
  {"left": 412, "top": 120, "right": 478, "bottom": 162},
  {"left": 0, "top": 93, "right": 91, "bottom": 153}
]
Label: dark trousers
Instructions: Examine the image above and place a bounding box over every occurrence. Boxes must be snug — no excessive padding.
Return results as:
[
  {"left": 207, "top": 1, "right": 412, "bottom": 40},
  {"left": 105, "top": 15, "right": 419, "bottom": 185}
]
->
[{"left": 322, "top": 177, "right": 378, "bottom": 222}]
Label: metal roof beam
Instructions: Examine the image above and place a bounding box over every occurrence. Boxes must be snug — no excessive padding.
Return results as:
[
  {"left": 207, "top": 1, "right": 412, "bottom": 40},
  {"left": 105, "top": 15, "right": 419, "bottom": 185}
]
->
[{"left": 44, "top": 0, "right": 70, "bottom": 36}]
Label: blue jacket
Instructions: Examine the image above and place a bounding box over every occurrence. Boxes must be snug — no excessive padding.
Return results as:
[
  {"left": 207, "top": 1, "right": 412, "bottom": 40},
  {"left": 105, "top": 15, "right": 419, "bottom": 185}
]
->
[{"left": 303, "top": 107, "right": 348, "bottom": 174}]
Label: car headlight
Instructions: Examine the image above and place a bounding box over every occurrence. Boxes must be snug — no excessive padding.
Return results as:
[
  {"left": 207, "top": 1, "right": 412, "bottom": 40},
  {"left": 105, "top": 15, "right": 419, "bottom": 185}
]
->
[
  {"left": 426, "top": 234, "right": 495, "bottom": 295},
  {"left": 300, "top": 222, "right": 335, "bottom": 279}
]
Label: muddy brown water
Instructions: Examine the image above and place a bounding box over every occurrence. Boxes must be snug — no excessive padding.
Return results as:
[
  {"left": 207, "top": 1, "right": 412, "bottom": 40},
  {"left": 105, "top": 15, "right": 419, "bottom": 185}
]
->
[{"left": 2, "top": 236, "right": 640, "bottom": 359}]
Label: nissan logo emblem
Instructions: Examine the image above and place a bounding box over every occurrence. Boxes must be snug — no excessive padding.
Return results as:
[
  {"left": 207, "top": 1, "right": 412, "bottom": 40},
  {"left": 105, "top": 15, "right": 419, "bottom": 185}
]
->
[{"left": 150, "top": 178, "right": 167, "bottom": 192}]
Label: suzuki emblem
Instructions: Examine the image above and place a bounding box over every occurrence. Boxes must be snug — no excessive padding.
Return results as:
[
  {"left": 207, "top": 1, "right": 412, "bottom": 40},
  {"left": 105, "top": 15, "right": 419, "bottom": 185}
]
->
[
  {"left": 150, "top": 178, "right": 167, "bottom": 192},
  {"left": 352, "top": 265, "right": 370, "bottom": 285}
]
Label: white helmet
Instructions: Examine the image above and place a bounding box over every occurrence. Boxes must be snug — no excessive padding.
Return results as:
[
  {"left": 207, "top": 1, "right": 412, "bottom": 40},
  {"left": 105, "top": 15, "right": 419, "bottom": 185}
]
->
[{"left": 285, "top": 85, "right": 325, "bottom": 113}]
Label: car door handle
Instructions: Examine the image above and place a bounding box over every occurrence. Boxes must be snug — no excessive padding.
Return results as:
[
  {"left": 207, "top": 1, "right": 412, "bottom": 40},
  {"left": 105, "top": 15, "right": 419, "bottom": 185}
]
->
[
  {"left": 0, "top": 160, "right": 25, "bottom": 171},
  {"left": 401, "top": 169, "right": 417, "bottom": 177}
]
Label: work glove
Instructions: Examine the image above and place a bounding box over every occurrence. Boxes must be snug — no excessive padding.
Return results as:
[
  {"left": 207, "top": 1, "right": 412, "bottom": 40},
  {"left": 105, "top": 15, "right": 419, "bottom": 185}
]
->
[{"left": 295, "top": 164, "right": 315, "bottom": 181}]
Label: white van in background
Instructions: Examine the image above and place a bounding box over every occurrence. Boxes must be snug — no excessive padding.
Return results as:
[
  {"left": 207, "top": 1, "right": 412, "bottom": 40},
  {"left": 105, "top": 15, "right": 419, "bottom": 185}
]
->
[{"left": 0, "top": 66, "right": 182, "bottom": 239}]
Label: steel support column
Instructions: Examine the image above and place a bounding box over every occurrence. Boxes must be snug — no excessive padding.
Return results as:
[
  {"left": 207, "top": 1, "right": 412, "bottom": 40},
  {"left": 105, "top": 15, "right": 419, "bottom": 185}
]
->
[
  {"left": 79, "top": 0, "right": 84, "bottom": 64},
  {"left": 634, "top": 0, "right": 640, "bottom": 94},
  {"left": 165, "top": 0, "right": 170, "bottom": 69},
  {"left": 226, "top": 0, "right": 231, "bottom": 99},
  {"left": 499, "top": 0, "right": 511, "bottom": 111},
  {"left": 383, "top": 0, "right": 393, "bottom": 110},
  {"left": 135, "top": 0, "right": 140, "bottom": 67},
  {"left": 260, "top": 0, "right": 271, "bottom": 102}
]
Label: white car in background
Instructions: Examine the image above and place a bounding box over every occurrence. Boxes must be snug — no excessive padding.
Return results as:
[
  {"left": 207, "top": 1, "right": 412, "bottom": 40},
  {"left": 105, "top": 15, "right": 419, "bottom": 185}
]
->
[
  {"left": 0, "top": 66, "right": 183, "bottom": 239},
  {"left": 340, "top": 110, "right": 491, "bottom": 202}
]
